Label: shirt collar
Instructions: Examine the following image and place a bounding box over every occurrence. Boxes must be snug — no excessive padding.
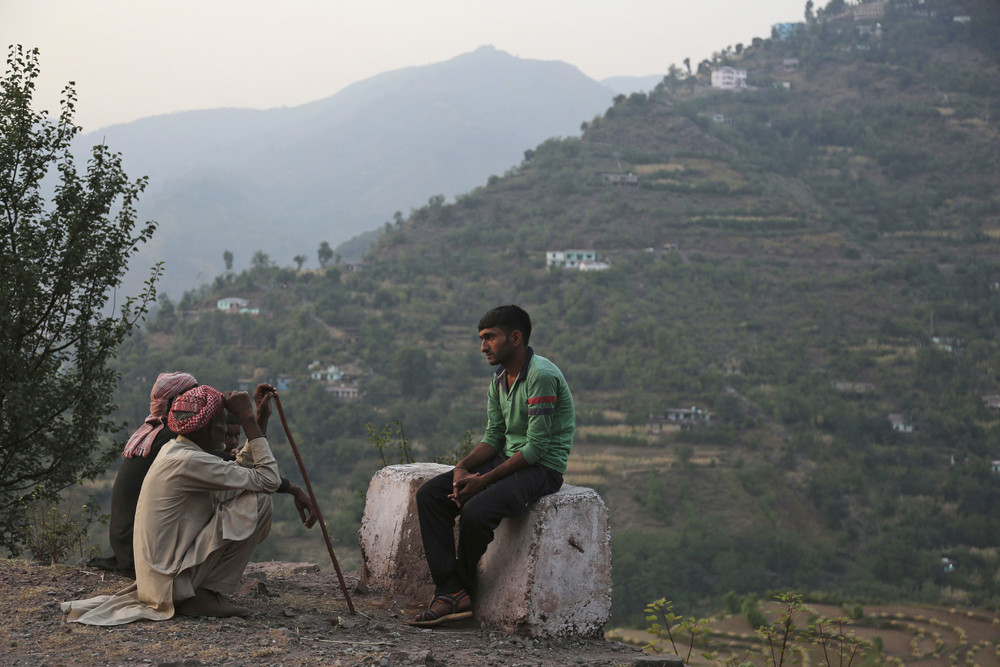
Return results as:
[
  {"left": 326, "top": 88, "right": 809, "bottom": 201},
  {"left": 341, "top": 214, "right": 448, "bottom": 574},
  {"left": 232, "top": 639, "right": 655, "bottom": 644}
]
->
[{"left": 494, "top": 346, "right": 534, "bottom": 392}]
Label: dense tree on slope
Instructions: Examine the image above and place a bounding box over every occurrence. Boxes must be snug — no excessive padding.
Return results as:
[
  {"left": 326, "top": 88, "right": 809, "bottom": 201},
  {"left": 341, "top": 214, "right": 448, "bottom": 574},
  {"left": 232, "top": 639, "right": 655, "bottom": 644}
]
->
[{"left": 0, "top": 46, "right": 159, "bottom": 554}]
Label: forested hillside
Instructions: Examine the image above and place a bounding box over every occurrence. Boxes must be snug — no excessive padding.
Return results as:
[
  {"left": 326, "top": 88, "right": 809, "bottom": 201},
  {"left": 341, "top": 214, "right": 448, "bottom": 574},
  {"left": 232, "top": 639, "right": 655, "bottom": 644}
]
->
[{"left": 109, "top": 0, "right": 1000, "bottom": 625}]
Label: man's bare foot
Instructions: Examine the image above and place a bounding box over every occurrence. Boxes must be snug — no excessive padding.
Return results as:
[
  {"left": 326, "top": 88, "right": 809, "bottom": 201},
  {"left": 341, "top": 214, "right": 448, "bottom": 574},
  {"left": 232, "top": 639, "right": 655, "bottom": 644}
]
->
[{"left": 175, "top": 588, "right": 249, "bottom": 618}]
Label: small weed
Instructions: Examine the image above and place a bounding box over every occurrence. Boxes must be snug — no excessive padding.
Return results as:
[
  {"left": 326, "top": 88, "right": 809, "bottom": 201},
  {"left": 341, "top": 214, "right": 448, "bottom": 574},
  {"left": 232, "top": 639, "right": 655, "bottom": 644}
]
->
[
  {"left": 643, "top": 597, "right": 713, "bottom": 663},
  {"left": 19, "top": 486, "right": 102, "bottom": 564},
  {"left": 367, "top": 418, "right": 414, "bottom": 467}
]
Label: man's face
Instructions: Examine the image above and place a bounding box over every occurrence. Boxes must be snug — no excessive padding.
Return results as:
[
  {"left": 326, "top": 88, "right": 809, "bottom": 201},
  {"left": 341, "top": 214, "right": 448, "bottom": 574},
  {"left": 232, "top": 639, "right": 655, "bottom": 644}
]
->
[
  {"left": 206, "top": 410, "right": 228, "bottom": 449},
  {"left": 224, "top": 424, "right": 241, "bottom": 454},
  {"left": 479, "top": 326, "right": 515, "bottom": 366}
]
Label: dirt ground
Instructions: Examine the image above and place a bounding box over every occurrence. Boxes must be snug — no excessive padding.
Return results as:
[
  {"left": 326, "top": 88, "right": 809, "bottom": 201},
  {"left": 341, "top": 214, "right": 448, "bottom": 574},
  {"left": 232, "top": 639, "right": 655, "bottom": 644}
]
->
[{"left": 0, "top": 558, "right": 645, "bottom": 667}]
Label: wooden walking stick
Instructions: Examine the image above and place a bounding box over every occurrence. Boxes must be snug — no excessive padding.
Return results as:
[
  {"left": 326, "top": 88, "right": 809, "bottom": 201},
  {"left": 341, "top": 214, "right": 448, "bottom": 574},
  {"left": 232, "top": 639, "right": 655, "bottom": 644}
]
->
[{"left": 269, "top": 392, "right": 356, "bottom": 615}]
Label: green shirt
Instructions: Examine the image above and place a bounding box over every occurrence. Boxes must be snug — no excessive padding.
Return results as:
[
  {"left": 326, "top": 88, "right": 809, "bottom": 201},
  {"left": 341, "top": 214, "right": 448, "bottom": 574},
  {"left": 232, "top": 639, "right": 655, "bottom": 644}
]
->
[{"left": 481, "top": 349, "right": 575, "bottom": 474}]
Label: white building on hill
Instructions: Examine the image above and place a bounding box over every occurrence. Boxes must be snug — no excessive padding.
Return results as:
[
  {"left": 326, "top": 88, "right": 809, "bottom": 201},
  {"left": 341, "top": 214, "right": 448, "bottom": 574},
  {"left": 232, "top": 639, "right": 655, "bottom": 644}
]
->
[
  {"left": 547, "top": 250, "right": 596, "bottom": 269},
  {"left": 711, "top": 67, "right": 747, "bottom": 90}
]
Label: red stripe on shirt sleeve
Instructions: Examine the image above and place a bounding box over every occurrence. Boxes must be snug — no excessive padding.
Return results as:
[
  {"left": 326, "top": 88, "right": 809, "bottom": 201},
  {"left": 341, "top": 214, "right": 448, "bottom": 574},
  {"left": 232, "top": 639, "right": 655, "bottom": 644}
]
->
[{"left": 528, "top": 396, "right": 557, "bottom": 405}]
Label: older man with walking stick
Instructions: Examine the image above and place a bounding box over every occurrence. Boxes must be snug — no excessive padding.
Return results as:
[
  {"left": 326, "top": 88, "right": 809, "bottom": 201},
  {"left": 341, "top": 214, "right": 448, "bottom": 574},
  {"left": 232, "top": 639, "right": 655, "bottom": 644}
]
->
[{"left": 62, "top": 386, "right": 312, "bottom": 624}]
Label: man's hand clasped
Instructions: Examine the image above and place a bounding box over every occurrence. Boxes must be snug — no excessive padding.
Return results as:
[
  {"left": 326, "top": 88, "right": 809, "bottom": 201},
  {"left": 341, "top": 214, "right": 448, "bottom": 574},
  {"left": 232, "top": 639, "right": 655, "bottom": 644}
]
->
[{"left": 449, "top": 467, "right": 488, "bottom": 506}]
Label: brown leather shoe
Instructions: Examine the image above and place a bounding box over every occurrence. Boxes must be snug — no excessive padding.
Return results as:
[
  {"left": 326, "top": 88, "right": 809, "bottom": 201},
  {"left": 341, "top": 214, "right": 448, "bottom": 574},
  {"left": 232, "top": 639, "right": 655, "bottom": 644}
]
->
[{"left": 175, "top": 588, "right": 249, "bottom": 618}]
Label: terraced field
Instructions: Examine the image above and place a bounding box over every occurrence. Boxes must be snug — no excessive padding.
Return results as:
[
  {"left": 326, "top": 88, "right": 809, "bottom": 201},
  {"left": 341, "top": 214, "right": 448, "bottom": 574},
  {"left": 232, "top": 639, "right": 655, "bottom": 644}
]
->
[{"left": 609, "top": 601, "right": 1000, "bottom": 666}]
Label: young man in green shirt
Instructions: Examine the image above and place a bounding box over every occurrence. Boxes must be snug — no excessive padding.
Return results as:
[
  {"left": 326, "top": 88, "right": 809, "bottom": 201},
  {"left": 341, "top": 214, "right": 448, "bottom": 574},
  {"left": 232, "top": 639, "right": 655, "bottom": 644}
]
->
[{"left": 409, "top": 305, "right": 575, "bottom": 626}]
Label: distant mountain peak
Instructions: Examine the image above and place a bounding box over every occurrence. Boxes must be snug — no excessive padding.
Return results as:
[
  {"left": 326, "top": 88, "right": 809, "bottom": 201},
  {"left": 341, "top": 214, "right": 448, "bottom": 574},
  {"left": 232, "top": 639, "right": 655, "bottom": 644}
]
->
[{"left": 99, "top": 46, "right": 617, "bottom": 298}]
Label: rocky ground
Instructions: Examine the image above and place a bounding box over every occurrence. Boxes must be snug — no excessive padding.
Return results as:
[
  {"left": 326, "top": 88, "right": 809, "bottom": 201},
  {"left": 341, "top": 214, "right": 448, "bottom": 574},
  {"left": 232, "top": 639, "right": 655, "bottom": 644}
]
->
[{"left": 0, "top": 559, "right": 649, "bottom": 666}]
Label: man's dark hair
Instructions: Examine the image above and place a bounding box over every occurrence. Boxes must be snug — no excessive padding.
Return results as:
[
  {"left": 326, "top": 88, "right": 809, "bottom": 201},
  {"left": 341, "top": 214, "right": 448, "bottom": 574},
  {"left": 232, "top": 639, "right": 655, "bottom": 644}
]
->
[
  {"left": 478, "top": 305, "right": 532, "bottom": 345},
  {"left": 226, "top": 410, "right": 241, "bottom": 425}
]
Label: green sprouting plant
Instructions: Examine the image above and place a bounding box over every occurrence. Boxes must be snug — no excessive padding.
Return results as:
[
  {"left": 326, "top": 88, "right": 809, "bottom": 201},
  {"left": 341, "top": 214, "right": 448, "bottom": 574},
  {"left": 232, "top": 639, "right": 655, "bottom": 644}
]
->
[
  {"left": 366, "top": 418, "right": 414, "bottom": 467},
  {"left": 19, "top": 486, "right": 103, "bottom": 564},
  {"left": 809, "top": 615, "right": 864, "bottom": 667},
  {"left": 756, "top": 592, "right": 802, "bottom": 667},
  {"left": 756, "top": 593, "right": 869, "bottom": 667},
  {"left": 643, "top": 597, "right": 713, "bottom": 663}
]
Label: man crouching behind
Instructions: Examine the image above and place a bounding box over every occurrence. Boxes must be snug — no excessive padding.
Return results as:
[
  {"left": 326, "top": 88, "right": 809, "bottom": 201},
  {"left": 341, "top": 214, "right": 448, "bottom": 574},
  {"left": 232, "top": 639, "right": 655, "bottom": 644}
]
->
[{"left": 62, "top": 387, "right": 280, "bottom": 624}]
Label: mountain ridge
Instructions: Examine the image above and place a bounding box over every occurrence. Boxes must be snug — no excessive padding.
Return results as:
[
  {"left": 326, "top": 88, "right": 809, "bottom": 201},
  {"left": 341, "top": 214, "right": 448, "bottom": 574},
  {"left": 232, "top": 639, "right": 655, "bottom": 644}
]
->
[{"left": 83, "top": 45, "right": 618, "bottom": 297}]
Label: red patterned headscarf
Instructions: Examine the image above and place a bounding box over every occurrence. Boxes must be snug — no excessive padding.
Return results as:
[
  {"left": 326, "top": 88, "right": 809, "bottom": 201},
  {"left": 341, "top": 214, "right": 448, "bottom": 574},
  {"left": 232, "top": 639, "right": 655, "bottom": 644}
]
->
[
  {"left": 167, "top": 385, "right": 225, "bottom": 435},
  {"left": 121, "top": 372, "right": 198, "bottom": 458}
]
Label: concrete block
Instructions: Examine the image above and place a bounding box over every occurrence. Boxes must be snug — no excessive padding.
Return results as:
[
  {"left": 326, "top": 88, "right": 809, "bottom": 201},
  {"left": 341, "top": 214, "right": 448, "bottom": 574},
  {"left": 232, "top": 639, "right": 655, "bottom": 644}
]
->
[
  {"left": 358, "top": 463, "right": 612, "bottom": 638},
  {"left": 358, "top": 462, "right": 446, "bottom": 602},
  {"left": 475, "top": 482, "right": 611, "bottom": 637}
]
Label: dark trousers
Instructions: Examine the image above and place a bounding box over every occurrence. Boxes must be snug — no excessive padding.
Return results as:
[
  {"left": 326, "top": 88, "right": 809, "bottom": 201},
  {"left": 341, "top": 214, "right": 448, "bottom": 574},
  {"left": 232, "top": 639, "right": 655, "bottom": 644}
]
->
[{"left": 415, "top": 453, "right": 563, "bottom": 596}]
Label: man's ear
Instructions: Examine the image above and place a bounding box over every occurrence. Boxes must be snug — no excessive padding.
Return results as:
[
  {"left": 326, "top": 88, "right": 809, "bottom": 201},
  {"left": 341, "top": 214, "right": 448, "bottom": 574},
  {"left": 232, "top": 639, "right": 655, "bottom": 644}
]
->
[{"left": 510, "top": 329, "right": 523, "bottom": 347}]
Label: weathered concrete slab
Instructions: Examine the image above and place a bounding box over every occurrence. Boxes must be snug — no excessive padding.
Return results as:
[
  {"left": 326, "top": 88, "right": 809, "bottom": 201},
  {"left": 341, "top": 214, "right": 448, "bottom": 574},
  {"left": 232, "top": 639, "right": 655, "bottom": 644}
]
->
[
  {"left": 358, "top": 462, "right": 448, "bottom": 601},
  {"left": 358, "top": 463, "right": 612, "bottom": 637},
  {"left": 475, "top": 482, "right": 611, "bottom": 637}
]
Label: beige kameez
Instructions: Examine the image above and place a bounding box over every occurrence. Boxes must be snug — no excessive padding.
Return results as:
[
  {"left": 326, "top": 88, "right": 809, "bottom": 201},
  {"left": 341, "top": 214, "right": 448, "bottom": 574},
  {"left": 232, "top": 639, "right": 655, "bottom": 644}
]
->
[{"left": 61, "top": 435, "right": 281, "bottom": 625}]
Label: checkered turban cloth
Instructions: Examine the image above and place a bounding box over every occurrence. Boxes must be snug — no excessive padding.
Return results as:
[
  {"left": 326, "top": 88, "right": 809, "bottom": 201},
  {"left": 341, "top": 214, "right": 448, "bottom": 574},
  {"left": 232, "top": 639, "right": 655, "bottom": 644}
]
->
[
  {"left": 121, "top": 372, "right": 198, "bottom": 458},
  {"left": 167, "top": 385, "right": 225, "bottom": 435}
]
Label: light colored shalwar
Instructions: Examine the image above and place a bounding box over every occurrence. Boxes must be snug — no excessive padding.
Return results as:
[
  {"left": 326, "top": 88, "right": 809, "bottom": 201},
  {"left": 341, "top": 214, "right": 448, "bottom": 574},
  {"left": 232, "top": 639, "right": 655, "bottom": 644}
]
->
[{"left": 61, "top": 435, "right": 281, "bottom": 625}]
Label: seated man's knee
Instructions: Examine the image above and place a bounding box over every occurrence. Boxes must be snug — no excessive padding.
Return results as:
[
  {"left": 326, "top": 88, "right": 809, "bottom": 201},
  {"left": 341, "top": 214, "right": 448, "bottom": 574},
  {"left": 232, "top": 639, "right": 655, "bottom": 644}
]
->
[
  {"left": 458, "top": 497, "right": 493, "bottom": 532},
  {"left": 416, "top": 476, "right": 448, "bottom": 508},
  {"left": 416, "top": 480, "right": 432, "bottom": 506}
]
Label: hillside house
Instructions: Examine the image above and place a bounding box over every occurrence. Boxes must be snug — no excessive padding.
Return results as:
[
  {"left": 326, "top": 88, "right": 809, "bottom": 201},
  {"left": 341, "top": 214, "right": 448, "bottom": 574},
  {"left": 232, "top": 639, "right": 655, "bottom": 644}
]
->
[
  {"left": 600, "top": 173, "right": 640, "bottom": 188},
  {"left": 711, "top": 67, "right": 747, "bottom": 90},
  {"left": 217, "top": 297, "right": 260, "bottom": 315},
  {"left": 932, "top": 336, "right": 964, "bottom": 353},
  {"left": 888, "top": 413, "right": 913, "bottom": 433},
  {"left": 309, "top": 362, "right": 344, "bottom": 382},
  {"left": 217, "top": 297, "right": 247, "bottom": 312},
  {"left": 991, "top": 460, "right": 1000, "bottom": 474},
  {"left": 547, "top": 250, "right": 597, "bottom": 269},
  {"left": 853, "top": 1, "right": 886, "bottom": 21},
  {"left": 648, "top": 406, "right": 715, "bottom": 433},
  {"left": 983, "top": 395, "right": 1000, "bottom": 411},
  {"left": 782, "top": 58, "right": 800, "bottom": 72},
  {"left": 326, "top": 382, "right": 360, "bottom": 400}
]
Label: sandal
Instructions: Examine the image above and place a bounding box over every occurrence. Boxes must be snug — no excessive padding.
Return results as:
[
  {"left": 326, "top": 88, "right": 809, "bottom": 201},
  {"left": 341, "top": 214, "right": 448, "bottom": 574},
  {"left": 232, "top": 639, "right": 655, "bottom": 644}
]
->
[{"left": 407, "top": 589, "right": 473, "bottom": 626}]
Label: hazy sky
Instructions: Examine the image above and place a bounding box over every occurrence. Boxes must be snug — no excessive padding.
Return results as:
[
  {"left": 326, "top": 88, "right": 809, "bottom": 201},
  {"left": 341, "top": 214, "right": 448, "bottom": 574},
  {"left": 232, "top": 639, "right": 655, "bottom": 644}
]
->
[{"left": 4, "top": 0, "right": 808, "bottom": 132}]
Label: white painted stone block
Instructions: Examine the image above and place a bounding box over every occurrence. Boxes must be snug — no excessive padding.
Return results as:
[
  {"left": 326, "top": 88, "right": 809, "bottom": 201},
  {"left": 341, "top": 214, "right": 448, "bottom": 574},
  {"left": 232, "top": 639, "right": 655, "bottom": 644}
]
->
[
  {"left": 358, "top": 462, "right": 445, "bottom": 601},
  {"left": 358, "top": 463, "right": 612, "bottom": 638}
]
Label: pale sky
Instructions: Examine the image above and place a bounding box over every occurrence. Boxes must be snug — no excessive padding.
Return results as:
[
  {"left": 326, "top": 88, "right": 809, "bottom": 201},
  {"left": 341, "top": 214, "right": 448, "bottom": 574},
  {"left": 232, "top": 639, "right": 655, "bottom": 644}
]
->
[{"left": 3, "top": 0, "right": 808, "bottom": 132}]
